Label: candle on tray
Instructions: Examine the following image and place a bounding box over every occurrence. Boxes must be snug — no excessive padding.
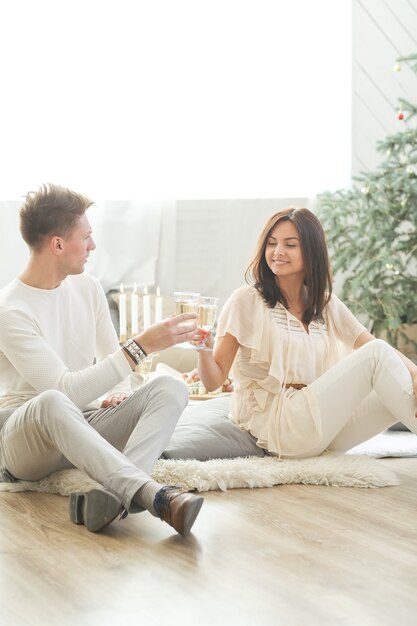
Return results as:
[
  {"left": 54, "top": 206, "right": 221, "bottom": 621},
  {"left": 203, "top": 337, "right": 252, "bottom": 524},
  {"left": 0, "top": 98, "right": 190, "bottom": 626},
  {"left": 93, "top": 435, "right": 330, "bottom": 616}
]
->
[
  {"left": 155, "top": 286, "right": 163, "bottom": 323},
  {"left": 131, "top": 282, "right": 139, "bottom": 336},
  {"left": 143, "top": 285, "right": 151, "bottom": 330},
  {"left": 119, "top": 283, "right": 127, "bottom": 343}
]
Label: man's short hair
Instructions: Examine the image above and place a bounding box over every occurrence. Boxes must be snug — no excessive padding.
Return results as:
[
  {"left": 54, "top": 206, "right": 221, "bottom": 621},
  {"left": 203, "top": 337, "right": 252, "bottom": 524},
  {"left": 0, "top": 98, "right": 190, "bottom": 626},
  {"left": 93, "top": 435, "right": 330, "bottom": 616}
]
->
[{"left": 20, "top": 183, "right": 94, "bottom": 250}]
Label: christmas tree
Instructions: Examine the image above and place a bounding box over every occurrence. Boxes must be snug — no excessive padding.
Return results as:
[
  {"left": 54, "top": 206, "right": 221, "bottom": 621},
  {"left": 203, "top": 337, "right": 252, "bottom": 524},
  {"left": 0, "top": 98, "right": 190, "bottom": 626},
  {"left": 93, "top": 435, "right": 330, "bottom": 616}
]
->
[{"left": 316, "top": 53, "right": 417, "bottom": 354}]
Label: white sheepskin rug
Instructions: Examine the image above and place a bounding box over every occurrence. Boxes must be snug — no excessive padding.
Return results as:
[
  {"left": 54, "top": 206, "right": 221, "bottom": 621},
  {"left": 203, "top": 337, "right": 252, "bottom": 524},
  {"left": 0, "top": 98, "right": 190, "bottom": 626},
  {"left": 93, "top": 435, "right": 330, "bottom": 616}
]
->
[{"left": 0, "top": 451, "right": 399, "bottom": 496}]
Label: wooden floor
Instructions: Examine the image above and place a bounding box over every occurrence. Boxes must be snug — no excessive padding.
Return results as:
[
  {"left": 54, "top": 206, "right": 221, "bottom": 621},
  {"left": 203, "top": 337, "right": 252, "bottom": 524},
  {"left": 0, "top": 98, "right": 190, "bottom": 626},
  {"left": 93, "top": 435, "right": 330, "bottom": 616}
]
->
[{"left": 1, "top": 457, "right": 417, "bottom": 626}]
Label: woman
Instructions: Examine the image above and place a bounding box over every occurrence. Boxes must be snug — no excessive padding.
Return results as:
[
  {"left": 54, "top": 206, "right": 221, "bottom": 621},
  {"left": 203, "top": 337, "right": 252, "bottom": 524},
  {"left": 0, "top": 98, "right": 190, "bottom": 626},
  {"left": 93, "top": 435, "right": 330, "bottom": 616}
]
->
[{"left": 196, "top": 208, "right": 417, "bottom": 458}]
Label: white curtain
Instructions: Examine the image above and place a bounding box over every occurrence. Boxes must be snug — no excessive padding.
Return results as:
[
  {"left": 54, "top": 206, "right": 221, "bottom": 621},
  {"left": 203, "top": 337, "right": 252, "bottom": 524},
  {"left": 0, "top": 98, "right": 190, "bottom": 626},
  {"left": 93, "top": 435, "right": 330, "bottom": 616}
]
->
[
  {"left": 86, "top": 200, "right": 171, "bottom": 292},
  {"left": 0, "top": 200, "right": 168, "bottom": 294},
  {"left": 0, "top": 203, "right": 29, "bottom": 288}
]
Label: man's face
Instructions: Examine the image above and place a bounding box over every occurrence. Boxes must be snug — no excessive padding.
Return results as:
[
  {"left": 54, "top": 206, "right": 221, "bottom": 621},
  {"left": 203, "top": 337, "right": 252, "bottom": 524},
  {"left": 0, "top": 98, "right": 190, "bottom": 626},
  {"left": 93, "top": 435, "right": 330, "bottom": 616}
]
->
[{"left": 59, "top": 214, "right": 96, "bottom": 275}]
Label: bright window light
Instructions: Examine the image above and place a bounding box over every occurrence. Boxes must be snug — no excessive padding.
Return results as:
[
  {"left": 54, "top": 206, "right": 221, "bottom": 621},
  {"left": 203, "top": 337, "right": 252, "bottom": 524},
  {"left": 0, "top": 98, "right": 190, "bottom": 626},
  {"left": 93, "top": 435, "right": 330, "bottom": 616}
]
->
[{"left": 0, "top": 0, "right": 351, "bottom": 200}]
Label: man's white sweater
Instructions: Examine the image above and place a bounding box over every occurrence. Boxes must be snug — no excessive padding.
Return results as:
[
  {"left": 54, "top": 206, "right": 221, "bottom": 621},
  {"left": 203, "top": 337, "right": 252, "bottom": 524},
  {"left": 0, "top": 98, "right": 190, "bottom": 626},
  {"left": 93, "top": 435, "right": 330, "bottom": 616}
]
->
[{"left": 0, "top": 273, "right": 131, "bottom": 411}]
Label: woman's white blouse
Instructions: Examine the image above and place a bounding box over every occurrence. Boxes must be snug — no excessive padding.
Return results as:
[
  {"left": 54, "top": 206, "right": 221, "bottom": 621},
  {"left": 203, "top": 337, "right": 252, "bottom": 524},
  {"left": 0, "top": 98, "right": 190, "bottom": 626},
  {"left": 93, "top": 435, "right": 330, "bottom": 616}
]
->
[{"left": 216, "top": 286, "right": 367, "bottom": 455}]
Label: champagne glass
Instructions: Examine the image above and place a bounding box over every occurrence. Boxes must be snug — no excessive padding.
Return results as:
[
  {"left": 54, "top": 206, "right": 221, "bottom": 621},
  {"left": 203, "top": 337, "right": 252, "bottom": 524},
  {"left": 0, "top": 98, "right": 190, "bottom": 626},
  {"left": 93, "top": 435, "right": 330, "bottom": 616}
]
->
[
  {"left": 130, "top": 353, "right": 155, "bottom": 388},
  {"left": 137, "top": 354, "right": 154, "bottom": 384},
  {"left": 174, "top": 292, "right": 200, "bottom": 348},
  {"left": 195, "top": 296, "right": 218, "bottom": 350}
]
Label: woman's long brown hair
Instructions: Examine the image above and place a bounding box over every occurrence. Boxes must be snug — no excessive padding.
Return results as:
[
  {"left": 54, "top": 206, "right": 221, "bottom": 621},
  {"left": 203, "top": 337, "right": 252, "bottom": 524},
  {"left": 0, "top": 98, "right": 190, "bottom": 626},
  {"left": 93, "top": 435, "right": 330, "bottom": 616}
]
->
[{"left": 245, "top": 208, "right": 332, "bottom": 324}]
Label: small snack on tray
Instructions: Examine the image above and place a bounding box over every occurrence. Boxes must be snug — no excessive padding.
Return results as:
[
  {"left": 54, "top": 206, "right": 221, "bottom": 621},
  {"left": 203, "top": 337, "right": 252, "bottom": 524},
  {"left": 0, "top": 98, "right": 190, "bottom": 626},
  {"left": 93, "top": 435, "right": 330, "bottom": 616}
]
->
[{"left": 181, "top": 369, "right": 233, "bottom": 396}]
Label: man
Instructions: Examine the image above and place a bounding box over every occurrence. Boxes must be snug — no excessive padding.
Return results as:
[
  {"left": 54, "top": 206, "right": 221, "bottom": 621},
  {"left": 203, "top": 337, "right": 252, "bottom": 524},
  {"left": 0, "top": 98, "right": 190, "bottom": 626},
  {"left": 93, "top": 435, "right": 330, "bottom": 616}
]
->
[{"left": 0, "top": 183, "right": 203, "bottom": 536}]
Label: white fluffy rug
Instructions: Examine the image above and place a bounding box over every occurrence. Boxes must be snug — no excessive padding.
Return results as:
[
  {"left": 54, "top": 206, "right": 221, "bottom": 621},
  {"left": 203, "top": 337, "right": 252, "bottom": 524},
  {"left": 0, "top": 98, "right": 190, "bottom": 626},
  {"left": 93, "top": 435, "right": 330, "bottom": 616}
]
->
[
  {"left": 2, "top": 430, "right": 415, "bottom": 496},
  {"left": 152, "top": 453, "right": 399, "bottom": 490},
  {"left": 0, "top": 450, "right": 401, "bottom": 496}
]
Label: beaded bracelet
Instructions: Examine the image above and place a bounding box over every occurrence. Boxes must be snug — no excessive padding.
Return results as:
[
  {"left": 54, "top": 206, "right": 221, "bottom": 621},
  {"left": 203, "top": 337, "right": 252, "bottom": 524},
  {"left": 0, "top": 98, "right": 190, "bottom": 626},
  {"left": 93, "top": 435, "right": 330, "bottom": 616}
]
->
[{"left": 122, "top": 339, "right": 148, "bottom": 365}]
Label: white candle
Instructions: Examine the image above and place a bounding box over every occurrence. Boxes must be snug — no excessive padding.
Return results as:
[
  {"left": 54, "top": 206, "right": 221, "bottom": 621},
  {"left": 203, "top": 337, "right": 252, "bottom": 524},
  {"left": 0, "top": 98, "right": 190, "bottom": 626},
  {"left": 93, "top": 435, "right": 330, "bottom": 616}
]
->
[
  {"left": 131, "top": 282, "right": 139, "bottom": 336},
  {"left": 143, "top": 285, "right": 151, "bottom": 330},
  {"left": 119, "top": 283, "right": 127, "bottom": 342},
  {"left": 155, "top": 286, "right": 163, "bottom": 323}
]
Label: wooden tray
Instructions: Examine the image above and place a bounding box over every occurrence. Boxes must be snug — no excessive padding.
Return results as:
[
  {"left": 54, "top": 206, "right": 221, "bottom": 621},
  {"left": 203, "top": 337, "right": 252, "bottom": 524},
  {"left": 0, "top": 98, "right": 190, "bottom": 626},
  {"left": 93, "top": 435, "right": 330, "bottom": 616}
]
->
[{"left": 188, "top": 392, "right": 232, "bottom": 401}]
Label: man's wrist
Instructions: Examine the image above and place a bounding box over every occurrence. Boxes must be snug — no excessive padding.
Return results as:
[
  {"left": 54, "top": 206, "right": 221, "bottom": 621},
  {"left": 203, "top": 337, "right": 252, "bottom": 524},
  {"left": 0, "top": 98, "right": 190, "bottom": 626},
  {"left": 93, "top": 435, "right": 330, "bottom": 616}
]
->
[
  {"left": 133, "top": 333, "right": 151, "bottom": 356},
  {"left": 122, "top": 339, "right": 147, "bottom": 366}
]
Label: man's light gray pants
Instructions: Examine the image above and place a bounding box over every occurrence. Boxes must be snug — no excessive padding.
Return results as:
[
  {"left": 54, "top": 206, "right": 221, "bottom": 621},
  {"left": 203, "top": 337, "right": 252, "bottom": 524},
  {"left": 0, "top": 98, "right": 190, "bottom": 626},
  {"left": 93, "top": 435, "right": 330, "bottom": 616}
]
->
[{"left": 0, "top": 375, "right": 188, "bottom": 510}]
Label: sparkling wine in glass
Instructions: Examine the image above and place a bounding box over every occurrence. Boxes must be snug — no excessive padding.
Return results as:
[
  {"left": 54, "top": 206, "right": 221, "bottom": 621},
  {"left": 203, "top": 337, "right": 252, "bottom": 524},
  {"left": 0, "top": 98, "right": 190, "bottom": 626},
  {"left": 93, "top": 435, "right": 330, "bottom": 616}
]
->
[
  {"left": 137, "top": 354, "right": 154, "bottom": 384},
  {"left": 174, "top": 292, "right": 200, "bottom": 319},
  {"left": 174, "top": 292, "right": 200, "bottom": 347},
  {"left": 196, "top": 296, "right": 218, "bottom": 349}
]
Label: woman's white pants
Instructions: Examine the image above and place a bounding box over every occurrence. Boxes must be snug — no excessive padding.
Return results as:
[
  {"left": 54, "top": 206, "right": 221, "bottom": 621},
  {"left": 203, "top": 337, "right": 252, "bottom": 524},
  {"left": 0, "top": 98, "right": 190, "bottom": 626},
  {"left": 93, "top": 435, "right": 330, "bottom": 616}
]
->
[{"left": 284, "top": 339, "right": 417, "bottom": 458}]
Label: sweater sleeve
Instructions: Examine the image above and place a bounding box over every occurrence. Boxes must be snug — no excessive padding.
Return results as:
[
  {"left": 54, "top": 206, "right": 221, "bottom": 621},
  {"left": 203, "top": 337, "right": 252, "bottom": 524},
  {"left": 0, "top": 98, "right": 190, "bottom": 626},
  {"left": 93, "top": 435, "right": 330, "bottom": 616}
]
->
[
  {"left": 90, "top": 278, "right": 132, "bottom": 398},
  {"left": 0, "top": 306, "right": 132, "bottom": 409}
]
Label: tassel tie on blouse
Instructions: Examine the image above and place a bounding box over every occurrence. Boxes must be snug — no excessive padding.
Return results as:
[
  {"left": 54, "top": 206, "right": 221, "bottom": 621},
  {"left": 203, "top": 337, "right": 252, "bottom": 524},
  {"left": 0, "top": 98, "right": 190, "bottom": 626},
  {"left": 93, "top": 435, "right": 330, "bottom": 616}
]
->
[{"left": 268, "top": 310, "right": 306, "bottom": 457}]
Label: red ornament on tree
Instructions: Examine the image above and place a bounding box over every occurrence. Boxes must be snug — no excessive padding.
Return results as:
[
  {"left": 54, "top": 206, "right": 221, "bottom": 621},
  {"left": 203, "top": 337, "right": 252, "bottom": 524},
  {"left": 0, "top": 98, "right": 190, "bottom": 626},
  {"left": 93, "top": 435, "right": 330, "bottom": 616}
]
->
[{"left": 397, "top": 110, "right": 404, "bottom": 120}]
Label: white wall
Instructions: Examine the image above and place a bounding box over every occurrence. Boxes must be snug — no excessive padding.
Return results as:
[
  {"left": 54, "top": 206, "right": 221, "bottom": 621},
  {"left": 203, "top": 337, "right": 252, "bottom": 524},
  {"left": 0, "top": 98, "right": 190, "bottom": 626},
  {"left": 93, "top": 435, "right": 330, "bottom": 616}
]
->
[
  {"left": 0, "top": 198, "right": 308, "bottom": 309},
  {"left": 1, "top": 3, "right": 416, "bottom": 305},
  {"left": 0, "top": 0, "right": 351, "bottom": 201},
  {"left": 171, "top": 198, "right": 309, "bottom": 307},
  {"left": 352, "top": 0, "right": 417, "bottom": 177}
]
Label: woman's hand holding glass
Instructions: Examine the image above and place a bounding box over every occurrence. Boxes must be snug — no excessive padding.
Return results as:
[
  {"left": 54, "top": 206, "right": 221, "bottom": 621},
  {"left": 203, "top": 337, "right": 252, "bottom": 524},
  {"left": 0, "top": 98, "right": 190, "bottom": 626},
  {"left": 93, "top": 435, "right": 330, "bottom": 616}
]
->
[
  {"left": 193, "top": 296, "right": 218, "bottom": 350},
  {"left": 193, "top": 328, "right": 215, "bottom": 350}
]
